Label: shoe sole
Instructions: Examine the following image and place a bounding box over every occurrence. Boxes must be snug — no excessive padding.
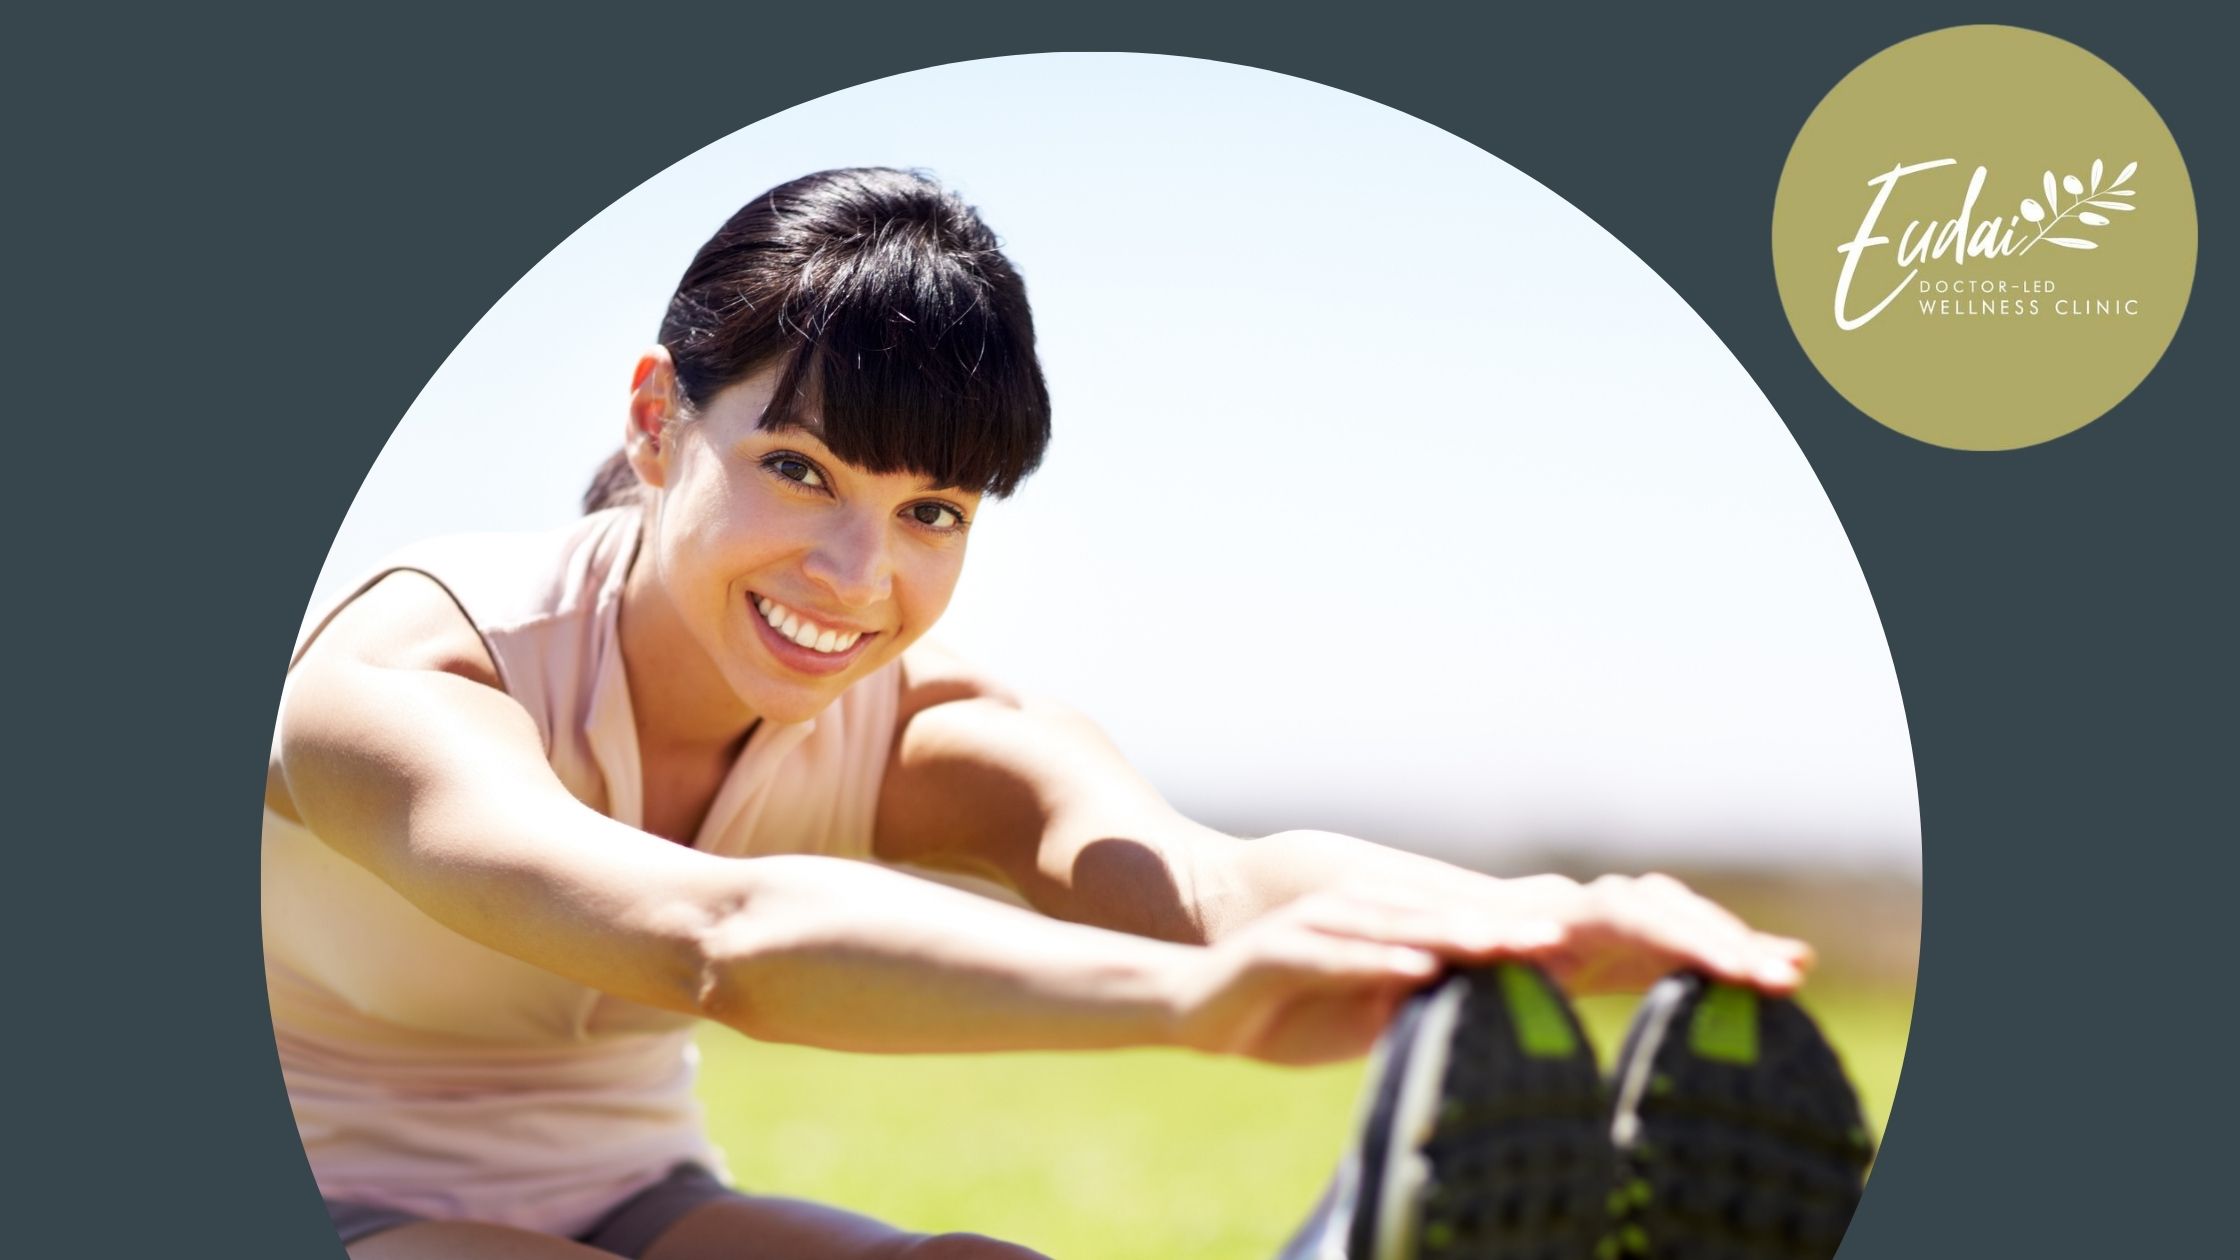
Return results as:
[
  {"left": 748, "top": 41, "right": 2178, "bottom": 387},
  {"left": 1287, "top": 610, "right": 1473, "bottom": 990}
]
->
[
  {"left": 1604, "top": 973, "right": 1874, "bottom": 1260},
  {"left": 1347, "top": 962, "right": 1612, "bottom": 1260}
]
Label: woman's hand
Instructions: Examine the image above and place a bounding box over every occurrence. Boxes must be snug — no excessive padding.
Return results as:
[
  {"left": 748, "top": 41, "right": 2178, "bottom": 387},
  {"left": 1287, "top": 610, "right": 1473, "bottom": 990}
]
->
[
  {"left": 1163, "top": 891, "right": 1551, "bottom": 1065},
  {"left": 1213, "top": 834, "right": 1813, "bottom": 1000},
  {"left": 1476, "top": 871, "right": 1813, "bottom": 996},
  {"left": 1161, "top": 871, "right": 1811, "bottom": 1067}
]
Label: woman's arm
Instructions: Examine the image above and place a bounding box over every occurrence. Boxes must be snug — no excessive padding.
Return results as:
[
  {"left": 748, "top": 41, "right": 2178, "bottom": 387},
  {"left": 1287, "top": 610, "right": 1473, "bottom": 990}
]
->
[
  {"left": 874, "top": 645, "right": 1811, "bottom": 994},
  {"left": 1197, "top": 829, "right": 1812, "bottom": 994},
  {"left": 277, "top": 573, "right": 1437, "bottom": 1060}
]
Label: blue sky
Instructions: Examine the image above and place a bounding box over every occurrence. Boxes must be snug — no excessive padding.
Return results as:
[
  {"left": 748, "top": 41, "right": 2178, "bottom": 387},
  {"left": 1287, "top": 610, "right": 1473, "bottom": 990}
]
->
[{"left": 303, "top": 54, "right": 1918, "bottom": 874}]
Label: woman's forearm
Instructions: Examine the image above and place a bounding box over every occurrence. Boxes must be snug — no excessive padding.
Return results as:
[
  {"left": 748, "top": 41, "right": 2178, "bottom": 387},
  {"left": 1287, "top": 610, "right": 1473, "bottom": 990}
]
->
[
  {"left": 696, "top": 853, "right": 1203, "bottom": 1053},
  {"left": 1198, "top": 829, "right": 1571, "bottom": 939}
]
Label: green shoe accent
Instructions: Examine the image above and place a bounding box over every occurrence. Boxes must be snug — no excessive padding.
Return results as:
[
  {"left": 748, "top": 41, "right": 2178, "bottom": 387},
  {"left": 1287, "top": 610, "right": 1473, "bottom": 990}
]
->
[
  {"left": 1688, "top": 983, "right": 1759, "bottom": 1065},
  {"left": 1498, "top": 964, "right": 1580, "bottom": 1059}
]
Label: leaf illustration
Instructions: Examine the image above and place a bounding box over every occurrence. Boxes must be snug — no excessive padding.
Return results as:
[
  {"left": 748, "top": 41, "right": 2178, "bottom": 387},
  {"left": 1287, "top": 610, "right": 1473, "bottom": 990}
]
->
[{"left": 2015, "top": 158, "right": 2141, "bottom": 256}]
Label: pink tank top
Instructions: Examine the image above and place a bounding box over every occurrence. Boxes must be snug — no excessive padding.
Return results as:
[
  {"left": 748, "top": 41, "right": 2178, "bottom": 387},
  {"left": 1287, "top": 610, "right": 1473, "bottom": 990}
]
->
[{"left": 263, "top": 507, "right": 902, "bottom": 1234}]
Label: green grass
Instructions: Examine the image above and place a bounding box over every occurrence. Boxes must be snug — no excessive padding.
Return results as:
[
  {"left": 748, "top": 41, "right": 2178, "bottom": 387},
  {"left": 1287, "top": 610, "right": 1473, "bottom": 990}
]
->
[{"left": 694, "top": 981, "right": 1911, "bottom": 1258}]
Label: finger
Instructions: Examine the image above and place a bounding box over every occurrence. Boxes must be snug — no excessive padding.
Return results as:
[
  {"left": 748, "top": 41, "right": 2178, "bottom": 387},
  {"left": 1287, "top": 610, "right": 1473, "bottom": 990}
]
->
[
  {"left": 1630, "top": 874, "right": 1763, "bottom": 946},
  {"left": 1691, "top": 933, "right": 1805, "bottom": 992},
  {"left": 1693, "top": 923, "right": 1812, "bottom": 991},
  {"left": 1641, "top": 879, "right": 1819, "bottom": 979},
  {"left": 1615, "top": 877, "right": 1804, "bottom": 991},
  {"left": 1767, "top": 934, "right": 1817, "bottom": 968}
]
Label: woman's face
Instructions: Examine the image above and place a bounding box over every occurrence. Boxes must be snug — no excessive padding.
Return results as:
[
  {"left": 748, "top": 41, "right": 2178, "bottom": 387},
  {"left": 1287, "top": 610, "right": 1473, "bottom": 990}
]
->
[{"left": 630, "top": 357, "right": 981, "bottom": 727}]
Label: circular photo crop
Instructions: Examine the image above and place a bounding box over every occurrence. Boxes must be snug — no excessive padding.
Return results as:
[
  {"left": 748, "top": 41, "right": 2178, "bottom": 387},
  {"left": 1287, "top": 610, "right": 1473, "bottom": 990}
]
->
[{"left": 267, "top": 53, "right": 1919, "bottom": 1260}]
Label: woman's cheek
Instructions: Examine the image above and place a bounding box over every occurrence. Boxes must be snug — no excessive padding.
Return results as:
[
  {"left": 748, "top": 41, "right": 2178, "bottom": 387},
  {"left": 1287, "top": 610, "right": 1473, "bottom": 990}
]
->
[{"left": 904, "top": 552, "right": 966, "bottom": 636}]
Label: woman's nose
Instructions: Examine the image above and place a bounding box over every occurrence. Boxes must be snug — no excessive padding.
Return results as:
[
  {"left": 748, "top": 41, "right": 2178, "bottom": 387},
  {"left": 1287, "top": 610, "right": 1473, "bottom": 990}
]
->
[{"left": 804, "top": 512, "right": 893, "bottom": 609}]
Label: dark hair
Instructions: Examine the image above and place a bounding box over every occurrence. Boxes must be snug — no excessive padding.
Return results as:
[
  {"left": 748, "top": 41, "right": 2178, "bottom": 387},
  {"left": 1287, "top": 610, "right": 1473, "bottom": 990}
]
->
[{"left": 582, "top": 167, "right": 1052, "bottom": 513}]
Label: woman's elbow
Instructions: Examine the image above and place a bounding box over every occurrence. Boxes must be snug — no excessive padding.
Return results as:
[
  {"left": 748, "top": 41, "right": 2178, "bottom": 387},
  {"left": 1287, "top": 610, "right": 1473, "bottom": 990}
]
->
[
  {"left": 674, "top": 860, "right": 835, "bottom": 1040},
  {"left": 675, "top": 884, "right": 770, "bottom": 1034}
]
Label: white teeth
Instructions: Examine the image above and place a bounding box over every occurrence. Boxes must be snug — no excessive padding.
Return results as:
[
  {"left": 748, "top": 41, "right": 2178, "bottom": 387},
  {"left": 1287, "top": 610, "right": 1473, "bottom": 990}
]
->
[{"left": 757, "top": 594, "right": 864, "bottom": 655}]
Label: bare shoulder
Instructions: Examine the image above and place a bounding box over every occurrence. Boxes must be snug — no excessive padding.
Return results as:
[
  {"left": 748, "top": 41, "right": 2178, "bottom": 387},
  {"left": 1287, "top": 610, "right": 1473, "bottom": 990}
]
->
[
  {"left": 875, "top": 643, "right": 1221, "bottom": 934},
  {"left": 877, "top": 640, "right": 1177, "bottom": 870},
  {"left": 295, "top": 570, "right": 501, "bottom": 687},
  {"left": 268, "top": 572, "right": 505, "bottom": 822},
  {"left": 894, "top": 638, "right": 1026, "bottom": 725},
  {"left": 888, "top": 640, "right": 1109, "bottom": 760}
]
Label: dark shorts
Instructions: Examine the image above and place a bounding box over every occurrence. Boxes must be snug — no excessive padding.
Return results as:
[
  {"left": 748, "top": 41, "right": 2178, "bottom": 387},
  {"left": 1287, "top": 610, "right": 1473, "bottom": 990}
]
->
[{"left": 326, "top": 1162, "right": 745, "bottom": 1256}]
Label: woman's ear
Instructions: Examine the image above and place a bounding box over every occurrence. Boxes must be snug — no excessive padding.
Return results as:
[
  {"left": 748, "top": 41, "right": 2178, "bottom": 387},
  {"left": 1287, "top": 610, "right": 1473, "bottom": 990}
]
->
[{"left": 625, "top": 347, "right": 679, "bottom": 489}]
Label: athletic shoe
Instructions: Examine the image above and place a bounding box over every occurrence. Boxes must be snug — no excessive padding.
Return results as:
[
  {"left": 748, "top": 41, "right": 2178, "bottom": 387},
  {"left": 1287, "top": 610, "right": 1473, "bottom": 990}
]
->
[
  {"left": 1602, "top": 972, "right": 1875, "bottom": 1260},
  {"left": 1282, "top": 961, "right": 1613, "bottom": 1260}
]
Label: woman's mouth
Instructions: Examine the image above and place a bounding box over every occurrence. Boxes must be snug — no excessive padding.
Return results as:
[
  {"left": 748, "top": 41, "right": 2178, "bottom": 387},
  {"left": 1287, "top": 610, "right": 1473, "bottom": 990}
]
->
[{"left": 748, "top": 592, "right": 878, "bottom": 676}]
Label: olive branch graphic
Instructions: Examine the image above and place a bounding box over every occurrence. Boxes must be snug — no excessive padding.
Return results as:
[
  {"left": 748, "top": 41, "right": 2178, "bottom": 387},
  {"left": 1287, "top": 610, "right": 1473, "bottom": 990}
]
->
[{"left": 2017, "top": 158, "right": 2137, "bottom": 254}]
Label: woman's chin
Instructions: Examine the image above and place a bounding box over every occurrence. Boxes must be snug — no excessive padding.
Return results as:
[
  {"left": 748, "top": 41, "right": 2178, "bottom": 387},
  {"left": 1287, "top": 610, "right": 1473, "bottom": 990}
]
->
[
  {"left": 725, "top": 667, "right": 856, "bottom": 728},
  {"left": 736, "top": 688, "right": 833, "bottom": 729}
]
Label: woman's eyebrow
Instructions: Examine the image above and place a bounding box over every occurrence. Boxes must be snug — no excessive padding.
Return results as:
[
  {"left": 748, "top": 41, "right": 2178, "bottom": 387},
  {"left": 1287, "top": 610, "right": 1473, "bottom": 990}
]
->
[
  {"left": 758, "top": 413, "right": 828, "bottom": 441},
  {"left": 744, "top": 416, "right": 837, "bottom": 458},
  {"left": 742, "top": 423, "right": 969, "bottom": 494}
]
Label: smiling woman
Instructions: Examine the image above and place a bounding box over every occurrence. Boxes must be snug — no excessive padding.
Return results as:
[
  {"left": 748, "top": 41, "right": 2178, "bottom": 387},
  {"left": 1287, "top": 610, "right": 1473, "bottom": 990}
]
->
[
  {"left": 615, "top": 363, "right": 985, "bottom": 729},
  {"left": 266, "top": 164, "right": 1859, "bottom": 1260},
  {"left": 589, "top": 169, "right": 1041, "bottom": 736}
]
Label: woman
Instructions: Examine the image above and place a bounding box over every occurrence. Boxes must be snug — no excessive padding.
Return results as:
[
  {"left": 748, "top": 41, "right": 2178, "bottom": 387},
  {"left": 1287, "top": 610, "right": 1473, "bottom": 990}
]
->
[{"left": 265, "top": 167, "right": 1812, "bottom": 1260}]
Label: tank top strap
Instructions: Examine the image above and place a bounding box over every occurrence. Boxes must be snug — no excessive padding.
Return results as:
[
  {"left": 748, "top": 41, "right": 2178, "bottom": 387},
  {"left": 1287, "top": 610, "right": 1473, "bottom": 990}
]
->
[{"left": 288, "top": 508, "right": 641, "bottom": 766}]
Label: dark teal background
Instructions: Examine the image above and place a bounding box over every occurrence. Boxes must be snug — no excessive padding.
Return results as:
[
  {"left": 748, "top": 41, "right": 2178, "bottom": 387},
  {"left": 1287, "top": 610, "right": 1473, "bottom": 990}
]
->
[{"left": 13, "top": 3, "right": 2226, "bottom": 1256}]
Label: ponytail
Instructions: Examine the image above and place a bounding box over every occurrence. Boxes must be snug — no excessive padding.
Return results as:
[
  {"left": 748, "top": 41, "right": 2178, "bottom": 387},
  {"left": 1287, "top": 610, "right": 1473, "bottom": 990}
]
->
[{"left": 580, "top": 449, "right": 645, "bottom": 515}]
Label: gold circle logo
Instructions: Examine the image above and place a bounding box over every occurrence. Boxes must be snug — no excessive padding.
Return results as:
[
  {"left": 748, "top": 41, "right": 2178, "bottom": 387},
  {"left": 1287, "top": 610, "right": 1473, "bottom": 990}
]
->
[{"left": 1771, "top": 26, "right": 2197, "bottom": 450}]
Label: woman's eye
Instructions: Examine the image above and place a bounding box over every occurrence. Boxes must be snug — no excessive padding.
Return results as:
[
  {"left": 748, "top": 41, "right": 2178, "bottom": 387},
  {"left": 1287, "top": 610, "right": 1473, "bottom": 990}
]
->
[
  {"left": 907, "top": 502, "right": 966, "bottom": 531},
  {"left": 765, "top": 454, "right": 825, "bottom": 488}
]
